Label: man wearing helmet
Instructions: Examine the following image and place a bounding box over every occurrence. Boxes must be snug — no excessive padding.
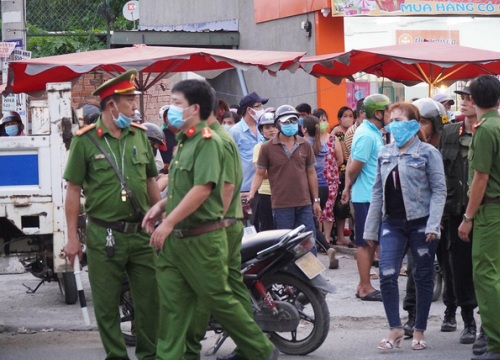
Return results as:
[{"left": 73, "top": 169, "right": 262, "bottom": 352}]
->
[
  {"left": 341, "top": 94, "right": 390, "bottom": 301},
  {"left": 433, "top": 93, "right": 455, "bottom": 122},
  {"left": 143, "top": 122, "right": 167, "bottom": 173},
  {"left": 248, "top": 104, "right": 321, "bottom": 241},
  {"left": 229, "top": 92, "right": 268, "bottom": 193},
  {"left": 0, "top": 111, "right": 25, "bottom": 136}
]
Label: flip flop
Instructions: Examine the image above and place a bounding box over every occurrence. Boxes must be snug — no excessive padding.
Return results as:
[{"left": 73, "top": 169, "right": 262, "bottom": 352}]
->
[{"left": 359, "top": 290, "right": 383, "bottom": 302}]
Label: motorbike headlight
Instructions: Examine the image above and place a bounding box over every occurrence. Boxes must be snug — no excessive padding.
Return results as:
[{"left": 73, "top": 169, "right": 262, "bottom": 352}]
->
[{"left": 293, "top": 234, "right": 315, "bottom": 259}]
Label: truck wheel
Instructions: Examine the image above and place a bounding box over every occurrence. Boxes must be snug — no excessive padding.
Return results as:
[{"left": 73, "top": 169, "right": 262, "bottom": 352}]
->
[{"left": 59, "top": 272, "right": 78, "bottom": 305}]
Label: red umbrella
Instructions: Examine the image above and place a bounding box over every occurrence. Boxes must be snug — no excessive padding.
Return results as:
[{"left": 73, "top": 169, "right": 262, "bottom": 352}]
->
[
  {"left": 5, "top": 44, "right": 304, "bottom": 96},
  {"left": 300, "top": 42, "right": 500, "bottom": 91}
]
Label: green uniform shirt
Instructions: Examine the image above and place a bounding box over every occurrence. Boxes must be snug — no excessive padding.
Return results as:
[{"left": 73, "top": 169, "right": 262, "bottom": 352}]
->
[
  {"left": 166, "top": 122, "right": 224, "bottom": 229},
  {"left": 469, "top": 110, "right": 500, "bottom": 199},
  {"left": 209, "top": 122, "right": 244, "bottom": 219},
  {"left": 64, "top": 118, "right": 158, "bottom": 221}
]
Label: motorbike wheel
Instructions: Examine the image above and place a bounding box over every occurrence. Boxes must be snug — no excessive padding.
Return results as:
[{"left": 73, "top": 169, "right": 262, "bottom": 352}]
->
[
  {"left": 58, "top": 272, "right": 78, "bottom": 305},
  {"left": 432, "top": 262, "right": 443, "bottom": 302},
  {"left": 120, "top": 280, "right": 136, "bottom": 347},
  {"left": 261, "top": 272, "right": 330, "bottom": 355}
]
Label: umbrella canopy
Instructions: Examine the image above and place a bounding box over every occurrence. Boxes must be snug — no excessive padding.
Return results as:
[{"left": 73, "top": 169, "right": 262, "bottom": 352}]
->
[
  {"left": 300, "top": 42, "right": 500, "bottom": 89},
  {"left": 5, "top": 44, "right": 305, "bottom": 96}
]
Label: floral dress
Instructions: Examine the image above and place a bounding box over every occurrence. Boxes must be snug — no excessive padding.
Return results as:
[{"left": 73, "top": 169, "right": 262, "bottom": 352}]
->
[
  {"left": 333, "top": 131, "right": 351, "bottom": 219},
  {"left": 321, "top": 132, "right": 340, "bottom": 223}
]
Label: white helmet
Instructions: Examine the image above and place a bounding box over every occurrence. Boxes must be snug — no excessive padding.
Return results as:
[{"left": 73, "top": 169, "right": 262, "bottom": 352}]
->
[{"left": 159, "top": 105, "right": 170, "bottom": 121}]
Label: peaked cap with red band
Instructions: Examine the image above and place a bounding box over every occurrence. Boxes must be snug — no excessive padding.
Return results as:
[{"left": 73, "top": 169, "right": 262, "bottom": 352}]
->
[{"left": 92, "top": 69, "right": 142, "bottom": 100}]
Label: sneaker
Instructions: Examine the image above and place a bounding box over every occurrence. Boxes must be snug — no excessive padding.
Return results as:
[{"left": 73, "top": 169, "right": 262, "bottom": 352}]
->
[
  {"left": 441, "top": 311, "right": 457, "bottom": 332},
  {"left": 473, "top": 328, "right": 488, "bottom": 356},
  {"left": 267, "top": 346, "right": 279, "bottom": 360},
  {"left": 327, "top": 248, "right": 339, "bottom": 269},
  {"left": 403, "top": 312, "right": 415, "bottom": 337},
  {"left": 460, "top": 326, "right": 477, "bottom": 344}
]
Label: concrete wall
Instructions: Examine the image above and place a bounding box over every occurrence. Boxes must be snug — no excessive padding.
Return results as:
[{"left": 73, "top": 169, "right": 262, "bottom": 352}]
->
[
  {"left": 141, "top": 0, "right": 239, "bottom": 26},
  {"left": 140, "top": 0, "right": 318, "bottom": 109}
]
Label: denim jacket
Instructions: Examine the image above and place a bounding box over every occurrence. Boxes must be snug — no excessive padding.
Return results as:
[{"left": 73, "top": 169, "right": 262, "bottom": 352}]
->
[{"left": 363, "top": 137, "right": 447, "bottom": 241}]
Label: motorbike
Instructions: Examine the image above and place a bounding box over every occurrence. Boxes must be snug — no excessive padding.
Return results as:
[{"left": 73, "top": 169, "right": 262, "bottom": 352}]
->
[{"left": 119, "top": 225, "right": 333, "bottom": 355}]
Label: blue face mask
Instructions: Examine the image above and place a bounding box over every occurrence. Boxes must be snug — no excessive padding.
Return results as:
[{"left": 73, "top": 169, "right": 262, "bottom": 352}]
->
[
  {"left": 168, "top": 105, "right": 193, "bottom": 130},
  {"left": 5, "top": 124, "right": 19, "bottom": 136},
  {"left": 222, "top": 124, "right": 233, "bottom": 132},
  {"left": 111, "top": 106, "right": 133, "bottom": 129},
  {"left": 298, "top": 117, "right": 304, "bottom": 126},
  {"left": 281, "top": 123, "right": 299, "bottom": 137},
  {"left": 384, "top": 119, "right": 420, "bottom": 148}
]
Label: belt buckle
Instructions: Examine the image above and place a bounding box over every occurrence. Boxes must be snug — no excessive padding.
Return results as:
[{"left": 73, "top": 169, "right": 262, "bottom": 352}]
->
[
  {"left": 123, "top": 222, "right": 139, "bottom": 233},
  {"left": 173, "top": 229, "right": 188, "bottom": 238}
]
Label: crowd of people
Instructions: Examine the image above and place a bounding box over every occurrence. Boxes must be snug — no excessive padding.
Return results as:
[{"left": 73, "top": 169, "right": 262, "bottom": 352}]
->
[{"left": 19, "top": 69, "right": 495, "bottom": 360}]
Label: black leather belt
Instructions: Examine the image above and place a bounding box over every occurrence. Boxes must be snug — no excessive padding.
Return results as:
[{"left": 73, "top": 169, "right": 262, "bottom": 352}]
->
[
  {"left": 88, "top": 216, "right": 142, "bottom": 234},
  {"left": 172, "top": 218, "right": 237, "bottom": 239},
  {"left": 482, "top": 196, "right": 500, "bottom": 205}
]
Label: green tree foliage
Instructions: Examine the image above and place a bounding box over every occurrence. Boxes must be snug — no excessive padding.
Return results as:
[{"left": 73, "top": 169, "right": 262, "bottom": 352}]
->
[{"left": 26, "top": 0, "right": 136, "bottom": 57}]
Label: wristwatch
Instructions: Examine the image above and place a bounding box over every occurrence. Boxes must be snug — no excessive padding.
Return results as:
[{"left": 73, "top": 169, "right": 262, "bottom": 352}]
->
[
  {"left": 314, "top": 198, "right": 321, "bottom": 203},
  {"left": 463, "top": 214, "right": 474, "bottom": 223}
]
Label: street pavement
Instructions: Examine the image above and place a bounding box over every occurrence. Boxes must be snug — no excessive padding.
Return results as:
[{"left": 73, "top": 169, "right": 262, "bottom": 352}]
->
[{"left": 0, "top": 247, "right": 477, "bottom": 359}]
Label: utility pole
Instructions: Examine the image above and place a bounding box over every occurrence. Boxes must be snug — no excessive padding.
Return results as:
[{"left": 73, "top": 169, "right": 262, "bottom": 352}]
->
[
  {"left": 1, "top": 0, "right": 27, "bottom": 121},
  {"left": 1, "top": 0, "right": 26, "bottom": 49}
]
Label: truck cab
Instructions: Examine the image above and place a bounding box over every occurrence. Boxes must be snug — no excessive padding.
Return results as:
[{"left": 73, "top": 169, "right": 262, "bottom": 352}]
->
[{"left": 0, "top": 83, "right": 81, "bottom": 304}]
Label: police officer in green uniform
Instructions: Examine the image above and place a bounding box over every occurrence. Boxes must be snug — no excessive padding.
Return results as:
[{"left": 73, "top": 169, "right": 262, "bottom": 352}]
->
[
  {"left": 440, "top": 83, "right": 480, "bottom": 346},
  {"left": 458, "top": 75, "right": 500, "bottom": 360},
  {"left": 64, "top": 69, "right": 160, "bottom": 360},
  {"left": 142, "top": 79, "right": 277, "bottom": 360},
  {"left": 183, "top": 91, "right": 254, "bottom": 360}
]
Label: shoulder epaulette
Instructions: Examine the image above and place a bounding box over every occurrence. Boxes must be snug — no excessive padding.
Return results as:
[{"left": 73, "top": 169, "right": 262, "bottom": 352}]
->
[
  {"left": 202, "top": 127, "right": 212, "bottom": 139},
  {"left": 473, "top": 118, "right": 487, "bottom": 130},
  {"left": 75, "top": 123, "right": 96, "bottom": 136},
  {"left": 131, "top": 122, "right": 147, "bottom": 131}
]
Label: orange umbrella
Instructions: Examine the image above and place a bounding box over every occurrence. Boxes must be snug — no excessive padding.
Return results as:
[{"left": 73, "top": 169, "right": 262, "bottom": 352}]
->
[
  {"left": 300, "top": 42, "right": 500, "bottom": 92},
  {"left": 6, "top": 44, "right": 304, "bottom": 95}
]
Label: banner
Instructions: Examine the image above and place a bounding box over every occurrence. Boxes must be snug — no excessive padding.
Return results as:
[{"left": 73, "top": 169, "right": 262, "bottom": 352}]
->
[
  {"left": 332, "top": 0, "right": 500, "bottom": 16},
  {"left": 2, "top": 49, "right": 32, "bottom": 118},
  {"left": 346, "top": 82, "right": 371, "bottom": 111},
  {"left": 395, "top": 30, "right": 460, "bottom": 45}
]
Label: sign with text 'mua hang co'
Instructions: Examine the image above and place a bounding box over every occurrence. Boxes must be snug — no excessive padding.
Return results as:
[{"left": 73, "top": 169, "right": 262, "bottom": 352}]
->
[{"left": 332, "top": 0, "right": 500, "bottom": 16}]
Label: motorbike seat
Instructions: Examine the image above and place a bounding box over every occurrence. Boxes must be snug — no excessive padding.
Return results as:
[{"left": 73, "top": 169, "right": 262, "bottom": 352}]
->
[{"left": 240, "top": 229, "right": 290, "bottom": 262}]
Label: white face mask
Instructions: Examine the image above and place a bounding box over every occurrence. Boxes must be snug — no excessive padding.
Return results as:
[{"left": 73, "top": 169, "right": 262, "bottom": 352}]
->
[{"left": 250, "top": 108, "right": 265, "bottom": 122}]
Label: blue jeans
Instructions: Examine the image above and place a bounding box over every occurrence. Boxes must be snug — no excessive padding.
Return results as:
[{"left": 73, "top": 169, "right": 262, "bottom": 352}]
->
[
  {"left": 378, "top": 216, "right": 437, "bottom": 331},
  {"left": 273, "top": 205, "right": 317, "bottom": 254}
]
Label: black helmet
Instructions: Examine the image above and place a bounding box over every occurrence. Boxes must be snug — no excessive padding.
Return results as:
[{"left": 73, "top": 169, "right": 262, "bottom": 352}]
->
[
  {"left": 81, "top": 104, "right": 100, "bottom": 125},
  {"left": 143, "top": 122, "right": 165, "bottom": 144},
  {"left": 274, "top": 104, "right": 299, "bottom": 125}
]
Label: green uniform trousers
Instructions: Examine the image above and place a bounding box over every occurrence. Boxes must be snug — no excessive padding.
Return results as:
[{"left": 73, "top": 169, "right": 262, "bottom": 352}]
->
[
  {"left": 86, "top": 223, "right": 158, "bottom": 360},
  {"left": 184, "top": 221, "right": 254, "bottom": 360},
  {"left": 156, "top": 227, "right": 274, "bottom": 360},
  {"left": 472, "top": 203, "right": 500, "bottom": 353}
]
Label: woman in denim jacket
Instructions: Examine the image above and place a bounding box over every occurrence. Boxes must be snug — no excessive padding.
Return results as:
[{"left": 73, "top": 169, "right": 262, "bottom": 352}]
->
[{"left": 363, "top": 102, "right": 446, "bottom": 351}]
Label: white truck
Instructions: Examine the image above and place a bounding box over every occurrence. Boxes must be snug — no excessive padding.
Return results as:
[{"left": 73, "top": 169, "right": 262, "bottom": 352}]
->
[{"left": 0, "top": 82, "right": 83, "bottom": 304}]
